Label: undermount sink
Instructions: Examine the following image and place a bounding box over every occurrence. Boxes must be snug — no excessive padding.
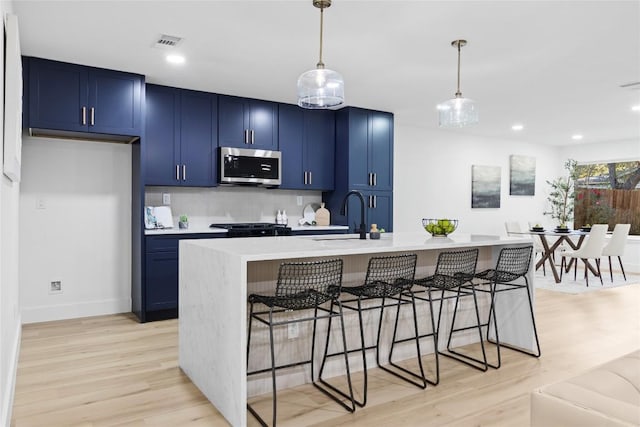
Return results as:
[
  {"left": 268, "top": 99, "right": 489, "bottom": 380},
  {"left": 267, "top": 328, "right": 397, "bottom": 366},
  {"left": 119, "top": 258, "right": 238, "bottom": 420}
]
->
[{"left": 312, "top": 237, "right": 364, "bottom": 241}]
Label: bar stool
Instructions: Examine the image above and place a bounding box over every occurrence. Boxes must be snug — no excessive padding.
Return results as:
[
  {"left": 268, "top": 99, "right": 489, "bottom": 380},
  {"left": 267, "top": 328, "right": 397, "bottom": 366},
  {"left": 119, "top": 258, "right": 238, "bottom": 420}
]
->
[
  {"left": 246, "top": 259, "right": 355, "bottom": 426},
  {"left": 474, "top": 245, "right": 541, "bottom": 369},
  {"left": 321, "top": 253, "right": 427, "bottom": 407},
  {"left": 411, "top": 248, "right": 487, "bottom": 373}
]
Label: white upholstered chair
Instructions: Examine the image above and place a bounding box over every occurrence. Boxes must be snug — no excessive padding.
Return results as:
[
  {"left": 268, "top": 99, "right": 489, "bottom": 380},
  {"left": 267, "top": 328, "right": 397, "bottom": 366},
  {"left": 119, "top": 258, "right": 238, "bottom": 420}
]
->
[
  {"left": 506, "top": 221, "right": 546, "bottom": 275},
  {"left": 602, "top": 223, "right": 631, "bottom": 282},
  {"left": 560, "top": 224, "right": 608, "bottom": 286}
]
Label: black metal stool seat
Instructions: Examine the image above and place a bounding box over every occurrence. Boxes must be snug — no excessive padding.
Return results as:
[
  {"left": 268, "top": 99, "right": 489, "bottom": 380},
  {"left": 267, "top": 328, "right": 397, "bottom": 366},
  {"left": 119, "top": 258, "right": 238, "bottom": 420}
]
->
[
  {"left": 473, "top": 245, "right": 541, "bottom": 369},
  {"left": 321, "top": 254, "right": 429, "bottom": 408},
  {"left": 407, "top": 248, "right": 487, "bottom": 376},
  {"left": 246, "top": 259, "right": 355, "bottom": 426}
]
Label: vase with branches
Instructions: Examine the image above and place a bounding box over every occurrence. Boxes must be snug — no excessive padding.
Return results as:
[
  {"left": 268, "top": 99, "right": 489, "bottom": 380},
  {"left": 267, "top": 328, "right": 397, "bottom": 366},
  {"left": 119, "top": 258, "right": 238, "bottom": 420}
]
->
[{"left": 544, "top": 159, "right": 578, "bottom": 229}]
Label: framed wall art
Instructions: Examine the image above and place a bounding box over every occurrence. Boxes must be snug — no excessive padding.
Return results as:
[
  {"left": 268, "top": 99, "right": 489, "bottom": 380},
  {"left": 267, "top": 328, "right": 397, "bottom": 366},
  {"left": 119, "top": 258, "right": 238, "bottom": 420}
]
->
[
  {"left": 472, "top": 165, "right": 501, "bottom": 208},
  {"left": 509, "top": 155, "right": 536, "bottom": 196}
]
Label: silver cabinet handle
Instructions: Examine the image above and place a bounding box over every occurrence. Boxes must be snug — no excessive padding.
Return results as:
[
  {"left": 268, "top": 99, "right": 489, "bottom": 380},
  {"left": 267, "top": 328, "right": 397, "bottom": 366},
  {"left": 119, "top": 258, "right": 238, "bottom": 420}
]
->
[
  {"left": 90, "top": 107, "right": 95, "bottom": 126},
  {"left": 368, "top": 173, "right": 372, "bottom": 186},
  {"left": 308, "top": 171, "right": 312, "bottom": 185},
  {"left": 373, "top": 195, "right": 377, "bottom": 208},
  {"left": 373, "top": 173, "right": 377, "bottom": 187},
  {"left": 243, "top": 130, "right": 248, "bottom": 144},
  {"left": 182, "top": 165, "right": 186, "bottom": 181},
  {"left": 303, "top": 171, "right": 307, "bottom": 185},
  {"left": 368, "top": 195, "right": 372, "bottom": 208},
  {"left": 250, "top": 129, "right": 255, "bottom": 144},
  {"left": 176, "top": 165, "right": 180, "bottom": 181},
  {"left": 81, "top": 107, "right": 87, "bottom": 125}
]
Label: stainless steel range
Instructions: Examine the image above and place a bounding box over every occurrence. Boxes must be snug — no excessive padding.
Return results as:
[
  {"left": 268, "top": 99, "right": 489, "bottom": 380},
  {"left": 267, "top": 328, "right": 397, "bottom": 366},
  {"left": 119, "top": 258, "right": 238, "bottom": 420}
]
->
[{"left": 209, "top": 222, "right": 292, "bottom": 238}]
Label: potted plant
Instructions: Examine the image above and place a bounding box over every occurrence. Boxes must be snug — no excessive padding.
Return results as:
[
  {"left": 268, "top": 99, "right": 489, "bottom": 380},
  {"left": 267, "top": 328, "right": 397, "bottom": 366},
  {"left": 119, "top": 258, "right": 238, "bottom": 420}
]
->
[
  {"left": 179, "top": 214, "right": 189, "bottom": 229},
  {"left": 544, "top": 159, "right": 577, "bottom": 231}
]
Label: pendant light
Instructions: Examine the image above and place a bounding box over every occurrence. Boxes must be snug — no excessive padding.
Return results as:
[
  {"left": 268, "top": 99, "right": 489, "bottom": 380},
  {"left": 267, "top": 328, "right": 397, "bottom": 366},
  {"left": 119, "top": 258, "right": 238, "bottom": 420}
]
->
[
  {"left": 437, "top": 39, "right": 478, "bottom": 127},
  {"left": 297, "top": 0, "right": 344, "bottom": 109}
]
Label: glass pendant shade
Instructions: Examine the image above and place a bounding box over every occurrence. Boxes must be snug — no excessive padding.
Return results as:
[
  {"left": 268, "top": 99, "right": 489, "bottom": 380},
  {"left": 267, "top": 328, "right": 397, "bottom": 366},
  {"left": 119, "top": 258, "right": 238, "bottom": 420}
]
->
[
  {"left": 297, "top": 67, "right": 344, "bottom": 109},
  {"left": 437, "top": 96, "right": 479, "bottom": 127}
]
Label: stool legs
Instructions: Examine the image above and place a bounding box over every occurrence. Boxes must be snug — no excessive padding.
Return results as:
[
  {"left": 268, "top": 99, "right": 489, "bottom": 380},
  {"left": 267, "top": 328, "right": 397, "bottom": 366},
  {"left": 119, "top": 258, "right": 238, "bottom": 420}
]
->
[
  {"left": 483, "top": 277, "right": 541, "bottom": 369},
  {"left": 440, "top": 285, "right": 488, "bottom": 372}
]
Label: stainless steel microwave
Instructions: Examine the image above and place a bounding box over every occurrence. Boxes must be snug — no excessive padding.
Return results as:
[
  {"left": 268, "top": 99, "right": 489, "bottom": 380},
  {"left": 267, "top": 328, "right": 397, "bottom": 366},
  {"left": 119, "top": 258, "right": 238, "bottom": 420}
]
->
[{"left": 219, "top": 147, "right": 281, "bottom": 186}]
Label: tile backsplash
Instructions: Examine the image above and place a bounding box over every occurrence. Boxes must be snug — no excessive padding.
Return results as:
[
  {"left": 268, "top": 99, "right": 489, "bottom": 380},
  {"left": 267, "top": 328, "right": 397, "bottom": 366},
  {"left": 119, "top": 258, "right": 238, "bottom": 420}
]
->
[{"left": 145, "top": 186, "right": 323, "bottom": 227}]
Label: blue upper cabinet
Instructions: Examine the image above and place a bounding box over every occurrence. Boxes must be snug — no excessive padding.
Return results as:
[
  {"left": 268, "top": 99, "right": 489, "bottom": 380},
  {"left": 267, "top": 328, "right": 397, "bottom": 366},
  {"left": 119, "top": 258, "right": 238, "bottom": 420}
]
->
[
  {"left": 218, "top": 95, "right": 278, "bottom": 150},
  {"left": 345, "top": 108, "right": 394, "bottom": 191},
  {"left": 323, "top": 107, "right": 394, "bottom": 232},
  {"left": 145, "top": 84, "right": 217, "bottom": 187},
  {"left": 26, "top": 57, "right": 143, "bottom": 138},
  {"left": 279, "top": 104, "right": 335, "bottom": 190}
]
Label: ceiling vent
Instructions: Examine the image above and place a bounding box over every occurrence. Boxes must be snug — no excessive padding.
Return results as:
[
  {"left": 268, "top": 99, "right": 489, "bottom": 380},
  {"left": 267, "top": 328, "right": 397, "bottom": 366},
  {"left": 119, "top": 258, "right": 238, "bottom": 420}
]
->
[
  {"left": 619, "top": 81, "right": 640, "bottom": 90},
  {"left": 154, "top": 34, "right": 183, "bottom": 49}
]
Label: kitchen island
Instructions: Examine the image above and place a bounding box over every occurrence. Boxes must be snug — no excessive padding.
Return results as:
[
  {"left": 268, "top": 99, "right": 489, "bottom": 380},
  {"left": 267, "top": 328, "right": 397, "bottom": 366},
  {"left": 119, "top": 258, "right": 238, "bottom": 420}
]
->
[{"left": 179, "top": 232, "right": 534, "bottom": 426}]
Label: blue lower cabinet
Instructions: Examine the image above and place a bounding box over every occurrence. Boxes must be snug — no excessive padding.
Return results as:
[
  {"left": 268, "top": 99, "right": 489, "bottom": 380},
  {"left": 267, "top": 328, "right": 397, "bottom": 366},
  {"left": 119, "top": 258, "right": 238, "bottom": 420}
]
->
[
  {"left": 290, "top": 228, "right": 348, "bottom": 236},
  {"left": 142, "top": 234, "right": 224, "bottom": 321}
]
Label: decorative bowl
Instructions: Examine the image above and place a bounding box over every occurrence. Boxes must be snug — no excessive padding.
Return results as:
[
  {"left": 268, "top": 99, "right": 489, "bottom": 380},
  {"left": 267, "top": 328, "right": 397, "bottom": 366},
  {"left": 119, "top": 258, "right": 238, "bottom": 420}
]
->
[
  {"left": 580, "top": 226, "right": 592, "bottom": 232},
  {"left": 531, "top": 226, "right": 544, "bottom": 232},
  {"left": 554, "top": 227, "right": 570, "bottom": 233},
  {"left": 422, "top": 218, "right": 458, "bottom": 237}
]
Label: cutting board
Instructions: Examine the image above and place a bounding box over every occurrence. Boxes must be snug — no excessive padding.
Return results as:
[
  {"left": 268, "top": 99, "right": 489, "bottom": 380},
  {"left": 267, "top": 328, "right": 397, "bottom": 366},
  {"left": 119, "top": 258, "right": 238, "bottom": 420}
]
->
[{"left": 315, "top": 203, "right": 330, "bottom": 226}]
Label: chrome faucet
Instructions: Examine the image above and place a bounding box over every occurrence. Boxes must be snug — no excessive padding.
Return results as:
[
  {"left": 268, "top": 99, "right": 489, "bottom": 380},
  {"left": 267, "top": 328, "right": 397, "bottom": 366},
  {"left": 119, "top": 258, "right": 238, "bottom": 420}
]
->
[{"left": 340, "top": 190, "right": 367, "bottom": 240}]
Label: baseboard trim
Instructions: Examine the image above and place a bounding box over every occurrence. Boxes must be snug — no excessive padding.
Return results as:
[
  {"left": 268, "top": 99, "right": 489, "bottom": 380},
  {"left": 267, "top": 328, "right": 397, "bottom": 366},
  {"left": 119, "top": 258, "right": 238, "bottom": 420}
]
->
[
  {"left": 1, "top": 314, "right": 21, "bottom": 427},
  {"left": 21, "top": 298, "right": 131, "bottom": 324}
]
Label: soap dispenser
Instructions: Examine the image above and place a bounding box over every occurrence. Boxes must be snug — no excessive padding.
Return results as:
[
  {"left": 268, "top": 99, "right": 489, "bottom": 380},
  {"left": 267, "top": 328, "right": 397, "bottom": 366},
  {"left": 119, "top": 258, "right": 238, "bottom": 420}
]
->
[
  {"left": 369, "top": 223, "right": 381, "bottom": 240},
  {"left": 276, "top": 210, "right": 282, "bottom": 224},
  {"left": 281, "top": 210, "right": 288, "bottom": 226}
]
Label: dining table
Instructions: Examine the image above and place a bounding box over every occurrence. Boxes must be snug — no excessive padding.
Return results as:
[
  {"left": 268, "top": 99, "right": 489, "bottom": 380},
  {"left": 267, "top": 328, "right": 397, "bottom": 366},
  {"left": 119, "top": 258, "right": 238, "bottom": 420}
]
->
[{"left": 515, "top": 229, "right": 592, "bottom": 283}]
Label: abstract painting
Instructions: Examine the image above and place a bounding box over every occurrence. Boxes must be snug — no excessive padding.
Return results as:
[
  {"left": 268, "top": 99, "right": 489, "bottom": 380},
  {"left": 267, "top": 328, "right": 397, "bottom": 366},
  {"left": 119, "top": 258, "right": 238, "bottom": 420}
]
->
[
  {"left": 509, "top": 155, "right": 536, "bottom": 196},
  {"left": 472, "top": 165, "right": 501, "bottom": 208}
]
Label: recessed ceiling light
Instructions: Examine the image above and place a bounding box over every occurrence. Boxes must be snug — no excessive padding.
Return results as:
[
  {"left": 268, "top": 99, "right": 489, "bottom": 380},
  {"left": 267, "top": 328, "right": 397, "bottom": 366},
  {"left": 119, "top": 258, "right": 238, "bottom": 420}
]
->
[
  {"left": 511, "top": 124, "right": 524, "bottom": 131},
  {"left": 571, "top": 134, "right": 583, "bottom": 141},
  {"left": 632, "top": 105, "right": 640, "bottom": 112},
  {"left": 166, "top": 54, "right": 185, "bottom": 65}
]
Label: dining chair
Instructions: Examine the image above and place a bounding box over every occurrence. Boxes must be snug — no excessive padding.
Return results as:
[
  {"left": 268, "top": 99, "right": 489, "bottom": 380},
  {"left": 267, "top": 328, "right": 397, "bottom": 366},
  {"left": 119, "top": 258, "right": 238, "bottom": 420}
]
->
[
  {"left": 602, "top": 223, "right": 631, "bottom": 281},
  {"left": 560, "top": 224, "right": 608, "bottom": 286},
  {"left": 507, "top": 221, "right": 545, "bottom": 275}
]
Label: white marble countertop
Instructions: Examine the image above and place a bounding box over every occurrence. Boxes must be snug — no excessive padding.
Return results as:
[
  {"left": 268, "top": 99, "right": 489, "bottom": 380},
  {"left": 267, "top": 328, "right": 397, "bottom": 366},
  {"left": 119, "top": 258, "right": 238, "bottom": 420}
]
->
[
  {"left": 182, "top": 232, "right": 533, "bottom": 260},
  {"left": 144, "top": 224, "right": 348, "bottom": 236}
]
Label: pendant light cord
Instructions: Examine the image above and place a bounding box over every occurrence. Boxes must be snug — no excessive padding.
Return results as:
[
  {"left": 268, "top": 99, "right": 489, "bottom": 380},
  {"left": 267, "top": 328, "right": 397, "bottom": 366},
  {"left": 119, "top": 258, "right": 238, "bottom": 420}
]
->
[
  {"left": 455, "top": 42, "right": 462, "bottom": 97},
  {"left": 317, "top": 6, "right": 325, "bottom": 68}
]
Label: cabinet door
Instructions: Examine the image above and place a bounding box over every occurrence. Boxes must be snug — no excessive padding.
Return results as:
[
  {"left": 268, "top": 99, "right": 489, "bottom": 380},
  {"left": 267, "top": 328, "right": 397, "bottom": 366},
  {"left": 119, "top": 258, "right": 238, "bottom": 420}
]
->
[
  {"left": 346, "top": 108, "right": 371, "bottom": 190},
  {"left": 28, "top": 58, "right": 88, "bottom": 132},
  {"left": 367, "top": 191, "right": 393, "bottom": 232},
  {"left": 369, "top": 111, "right": 394, "bottom": 191},
  {"left": 145, "top": 251, "right": 178, "bottom": 311},
  {"left": 89, "top": 68, "right": 143, "bottom": 136},
  {"left": 248, "top": 99, "right": 278, "bottom": 150},
  {"left": 145, "top": 85, "right": 180, "bottom": 186},
  {"left": 218, "top": 95, "right": 249, "bottom": 148},
  {"left": 180, "top": 90, "right": 218, "bottom": 186},
  {"left": 305, "top": 109, "right": 335, "bottom": 190},
  {"left": 278, "top": 104, "right": 305, "bottom": 189}
]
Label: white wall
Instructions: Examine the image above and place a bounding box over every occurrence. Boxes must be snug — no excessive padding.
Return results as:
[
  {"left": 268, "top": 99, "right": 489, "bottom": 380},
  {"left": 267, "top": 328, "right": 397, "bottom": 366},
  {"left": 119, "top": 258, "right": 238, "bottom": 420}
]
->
[
  {"left": 18, "top": 137, "right": 132, "bottom": 323},
  {"left": 393, "top": 123, "right": 562, "bottom": 235},
  {"left": 1, "top": 2, "right": 22, "bottom": 426}
]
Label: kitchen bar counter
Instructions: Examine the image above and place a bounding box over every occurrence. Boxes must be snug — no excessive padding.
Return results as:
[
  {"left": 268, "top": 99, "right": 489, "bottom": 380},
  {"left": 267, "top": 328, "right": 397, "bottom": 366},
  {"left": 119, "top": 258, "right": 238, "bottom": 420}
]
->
[{"left": 179, "top": 232, "right": 534, "bottom": 426}]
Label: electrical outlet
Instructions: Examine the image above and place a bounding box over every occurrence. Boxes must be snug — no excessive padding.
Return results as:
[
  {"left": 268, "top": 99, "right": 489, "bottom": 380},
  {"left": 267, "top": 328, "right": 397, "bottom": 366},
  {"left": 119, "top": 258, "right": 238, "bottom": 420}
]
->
[
  {"left": 36, "top": 198, "right": 46, "bottom": 209},
  {"left": 49, "top": 281, "right": 62, "bottom": 294},
  {"left": 296, "top": 196, "right": 303, "bottom": 206},
  {"left": 288, "top": 322, "right": 299, "bottom": 339},
  {"left": 162, "top": 193, "right": 171, "bottom": 205}
]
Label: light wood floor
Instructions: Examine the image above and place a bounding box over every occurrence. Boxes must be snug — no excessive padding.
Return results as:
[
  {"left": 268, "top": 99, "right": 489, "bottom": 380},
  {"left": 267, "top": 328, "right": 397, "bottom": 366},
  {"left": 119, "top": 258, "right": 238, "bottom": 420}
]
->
[{"left": 12, "top": 281, "right": 640, "bottom": 426}]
